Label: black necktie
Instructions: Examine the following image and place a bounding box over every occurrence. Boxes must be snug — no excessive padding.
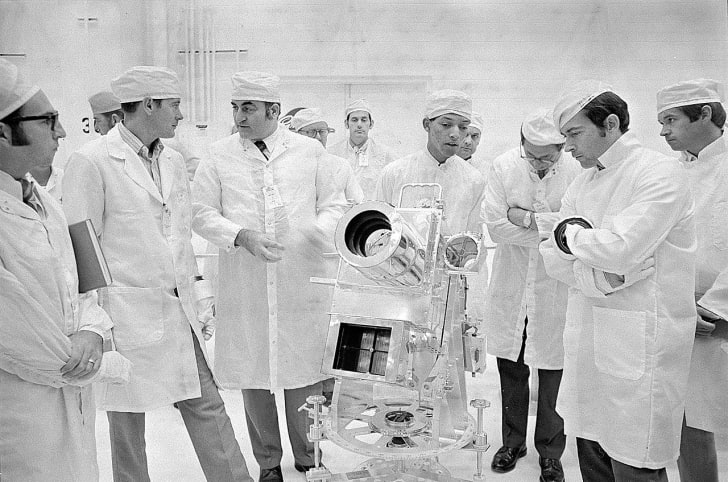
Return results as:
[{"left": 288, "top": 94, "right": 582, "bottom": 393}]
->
[{"left": 254, "top": 140, "right": 270, "bottom": 160}]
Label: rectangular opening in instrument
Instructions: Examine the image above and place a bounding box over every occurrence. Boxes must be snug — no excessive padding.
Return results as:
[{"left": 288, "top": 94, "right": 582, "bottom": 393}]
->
[{"left": 333, "top": 323, "right": 392, "bottom": 376}]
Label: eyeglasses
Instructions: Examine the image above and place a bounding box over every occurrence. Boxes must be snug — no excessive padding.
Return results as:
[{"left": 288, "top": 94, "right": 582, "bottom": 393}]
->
[
  {"left": 5, "top": 111, "right": 59, "bottom": 131},
  {"left": 520, "top": 143, "right": 560, "bottom": 165},
  {"left": 300, "top": 127, "right": 335, "bottom": 138}
]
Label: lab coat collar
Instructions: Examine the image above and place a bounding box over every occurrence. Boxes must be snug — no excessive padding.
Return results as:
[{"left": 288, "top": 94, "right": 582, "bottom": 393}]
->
[
  {"left": 681, "top": 133, "right": 727, "bottom": 163},
  {"left": 0, "top": 169, "right": 22, "bottom": 201},
  {"left": 424, "top": 148, "right": 461, "bottom": 168},
  {"left": 349, "top": 138, "right": 370, "bottom": 153},
  {"left": 240, "top": 125, "right": 285, "bottom": 162},
  {"left": 107, "top": 125, "right": 164, "bottom": 203},
  {"left": 0, "top": 171, "right": 41, "bottom": 219},
  {"left": 597, "top": 131, "right": 641, "bottom": 170}
]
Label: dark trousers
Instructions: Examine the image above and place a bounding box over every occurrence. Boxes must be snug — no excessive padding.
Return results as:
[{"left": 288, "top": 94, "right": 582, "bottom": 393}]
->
[
  {"left": 496, "top": 320, "right": 565, "bottom": 459},
  {"left": 241, "top": 381, "right": 323, "bottom": 470},
  {"left": 677, "top": 414, "right": 719, "bottom": 482},
  {"left": 576, "top": 438, "right": 668, "bottom": 482},
  {"left": 108, "top": 332, "right": 252, "bottom": 482}
]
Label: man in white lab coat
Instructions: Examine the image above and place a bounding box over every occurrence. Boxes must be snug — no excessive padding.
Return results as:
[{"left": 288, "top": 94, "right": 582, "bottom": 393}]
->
[
  {"left": 376, "top": 90, "right": 485, "bottom": 236},
  {"left": 0, "top": 58, "right": 113, "bottom": 482},
  {"left": 191, "top": 71, "right": 347, "bottom": 481},
  {"left": 63, "top": 66, "right": 251, "bottom": 482},
  {"left": 540, "top": 80, "right": 696, "bottom": 481},
  {"left": 656, "top": 78, "right": 728, "bottom": 482},
  {"left": 329, "top": 98, "right": 397, "bottom": 199},
  {"left": 458, "top": 111, "right": 491, "bottom": 177},
  {"left": 291, "top": 107, "right": 364, "bottom": 204},
  {"left": 483, "top": 109, "right": 580, "bottom": 481}
]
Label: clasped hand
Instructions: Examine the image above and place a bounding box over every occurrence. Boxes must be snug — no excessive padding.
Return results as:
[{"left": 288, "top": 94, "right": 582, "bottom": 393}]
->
[
  {"left": 61, "top": 330, "right": 103, "bottom": 381},
  {"left": 235, "top": 229, "right": 284, "bottom": 262}
]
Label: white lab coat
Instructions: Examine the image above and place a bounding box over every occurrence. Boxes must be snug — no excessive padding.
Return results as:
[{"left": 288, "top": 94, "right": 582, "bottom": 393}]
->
[
  {"left": 680, "top": 135, "right": 728, "bottom": 434},
  {"left": 0, "top": 171, "right": 112, "bottom": 482},
  {"left": 63, "top": 125, "right": 209, "bottom": 412},
  {"left": 376, "top": 149, "right": 486, "bottom": 236},
  {"left": 328, "top": 152, "right": 365, "bottom": 204},
  {"left": 484, "top": 149, "right": 580, "bottom": 369},
  {"left": 330, "top": 137, "right": 397, "bottom": 200},
  {"left": 539, "top": 132, "right": 696, "bottom": 469},
  {"left": 191, "top": 128, "right": 347, "bottom": 390}
]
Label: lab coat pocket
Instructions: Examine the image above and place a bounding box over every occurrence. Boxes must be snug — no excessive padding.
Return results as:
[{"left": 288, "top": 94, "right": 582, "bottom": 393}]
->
[
  {"left": 592, "top": 306, "right": 646, "bottom": 380},
  {"left": 712, "top": 201, "right": 728, "bottom": 250},
  {"left": 104, "top": 287, "right": 165, "bottom": 349}
]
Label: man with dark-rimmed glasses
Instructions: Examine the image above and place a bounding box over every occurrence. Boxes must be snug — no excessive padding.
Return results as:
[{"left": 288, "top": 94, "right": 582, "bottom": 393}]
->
[
  {"left": 0, "top": 58, "right": 114, "bottom": 481},
  {"left": 482, "top": 108, "right": 580, "bottom": 482}
]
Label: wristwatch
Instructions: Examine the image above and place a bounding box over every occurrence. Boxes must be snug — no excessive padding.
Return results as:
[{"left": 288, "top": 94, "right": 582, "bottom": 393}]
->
[{"left": 522, "top": 211, "right": 532, "bottom": 228}]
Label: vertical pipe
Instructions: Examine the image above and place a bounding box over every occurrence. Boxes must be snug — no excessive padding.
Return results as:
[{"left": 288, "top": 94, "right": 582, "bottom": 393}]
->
[
  {"left": 190, "top": 0, "right": 197, "bottom": 123},
  {"left": 205, "top": 9, "right": 212, "bottom": 124},
  {"left": 211, "top": 11, "right": 217, "bottom": 125},
  {"left": 184, "top": 2, "right": 192, "bottom": 121}
]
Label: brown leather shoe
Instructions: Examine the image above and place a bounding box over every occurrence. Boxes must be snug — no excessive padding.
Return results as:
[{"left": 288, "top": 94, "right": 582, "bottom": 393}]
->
[
  {"left": 539, "top": 457, "right": 565, "bottom": 482},
  {"left": 259, "top": 466, "right": 283, "bottom": 482},
  {"left": 491, "top": 445, "right": 527, "bottom": 473}
]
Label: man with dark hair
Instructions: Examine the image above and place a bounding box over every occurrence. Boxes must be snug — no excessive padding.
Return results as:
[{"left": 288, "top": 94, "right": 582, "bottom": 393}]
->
[
  {"left": 0, "top": 58, "right": 117, "bottom": 482},
  {"left": 656, "top": 78, "right": 728, "bottom": 482},
  {"left": 376, "top": 90, "right": 486, "bottom": 236},
  {"left": 484, "top": 109, "right": 580, "bottom": 482},
  {"left": 64, "top": 65, "right": 251, "bottom": 482},
  {"left": 540, "top": 80, "right": 696, "bottom": 482},
  {"left": 329, "top": 98, "right": 396, "bottom": 199},
  {"left": 191, "top": 71, "right": 347, "bottom": 481}
]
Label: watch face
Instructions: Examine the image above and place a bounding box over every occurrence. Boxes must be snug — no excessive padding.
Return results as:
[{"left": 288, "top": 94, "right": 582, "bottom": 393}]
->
[{"left": 523, "top": 211, "right": 531, "bottom": 227}]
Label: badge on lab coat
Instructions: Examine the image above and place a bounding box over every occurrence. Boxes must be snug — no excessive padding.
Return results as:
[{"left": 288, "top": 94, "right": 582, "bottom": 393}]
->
[
  {"left": 263, "top": 185, "right": 285, "bottom": 208},
  {"left": 532, "top": 200, "right": 551, "bottom": 213}
]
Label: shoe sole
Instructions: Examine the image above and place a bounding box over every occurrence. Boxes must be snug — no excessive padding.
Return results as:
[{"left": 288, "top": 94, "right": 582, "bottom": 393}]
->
[{"left": 491, "top": 447, "right": 528, "bottom": 473}]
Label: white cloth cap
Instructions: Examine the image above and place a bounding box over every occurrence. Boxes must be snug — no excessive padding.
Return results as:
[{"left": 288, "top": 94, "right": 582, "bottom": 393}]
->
[
  {"left": 553, "top": 80, "right": 613, "bottom": 129},
  {"left": 0, "top": 59, "right": 40, "bottom": 119},
  {"left": 291, "top": 108, "right": 325, "bottom": 131},
  {"left": 469, "top": 112, "right": 484, "bottom": 133},
  {"left": 656, "top": 78, "right": 724, "bottom": 114},
  {"left": 345, "top": 98, "right": 372, "bottom": 118},
  {"left": 521, "top": 108, "right": 566, "bottom": 146},
  {"left": 88, "top": 91, "right": 121, "bottom": 115},
  {"left": 231, "top": 71, "right": 281, "bottom": 102},
  {"left": 111, "top": 66, "right": 182, "bottom": 103},
  {"left": 424, "top": 89, "right": 472, "bottom": 121}
]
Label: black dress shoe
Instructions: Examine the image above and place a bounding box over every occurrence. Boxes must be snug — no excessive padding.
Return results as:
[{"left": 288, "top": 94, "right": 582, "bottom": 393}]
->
[
  {"left": 539, "top": 457, "right": 564, "bottom": 482},
  {"left": 491, "top": 445, "right": 527, "bottom": 473},
  {"left": 294, "top": 462, "right": 326, "bottom": 473},
  {"left": 259, "top": 466, "right": 283, "bottom": 482}
]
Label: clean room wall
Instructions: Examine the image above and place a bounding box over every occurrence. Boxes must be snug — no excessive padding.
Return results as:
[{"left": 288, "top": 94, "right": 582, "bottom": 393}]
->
[
  {"left": 0, "top": 0, "right": 149, "bottom": 159},
  {"left": 1, "top": 0, "right": 726, "bottom": 164},
  {"left": 173, "top": 0, "right": 727, "bottom": 161}
]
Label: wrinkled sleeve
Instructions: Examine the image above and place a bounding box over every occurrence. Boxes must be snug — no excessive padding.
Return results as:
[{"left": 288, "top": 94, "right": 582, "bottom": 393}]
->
[
  {"left": 0, "top": 262, "right": 73, "bottom": 388},
  {"left": 375, "top": 163, "right": 396, "bottom": 205},
  {"left": 466, "top": 176, "right": 486, "bottom": 235},
  {"left": 77, "top": 291, "right": 113, "bottom": 340},
  {"left": 540, "top": 184, "right": 579, "bottom": 288},
  {"left": 568, "top": 161, "right": 691, "bottom": 274},
  {"left": 62, "top": 152, "right": 105, "bottom": 232},
  {"left": 483, "top": 161, "right": 539, "bottom": 248},
  {"left": 315, "top": 149, "right": 348, "bottom": 237},
  {"left": 191, "top": 156, "right": 243, "bottom": 252},
  {"left": 699, "top": 265, "right": 728, "bottom": 321}
]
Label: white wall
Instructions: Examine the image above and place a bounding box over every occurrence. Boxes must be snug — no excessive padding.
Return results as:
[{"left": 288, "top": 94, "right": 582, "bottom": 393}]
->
[{"left": 2, "top": 0, "right": 726, "bottom": 162}]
